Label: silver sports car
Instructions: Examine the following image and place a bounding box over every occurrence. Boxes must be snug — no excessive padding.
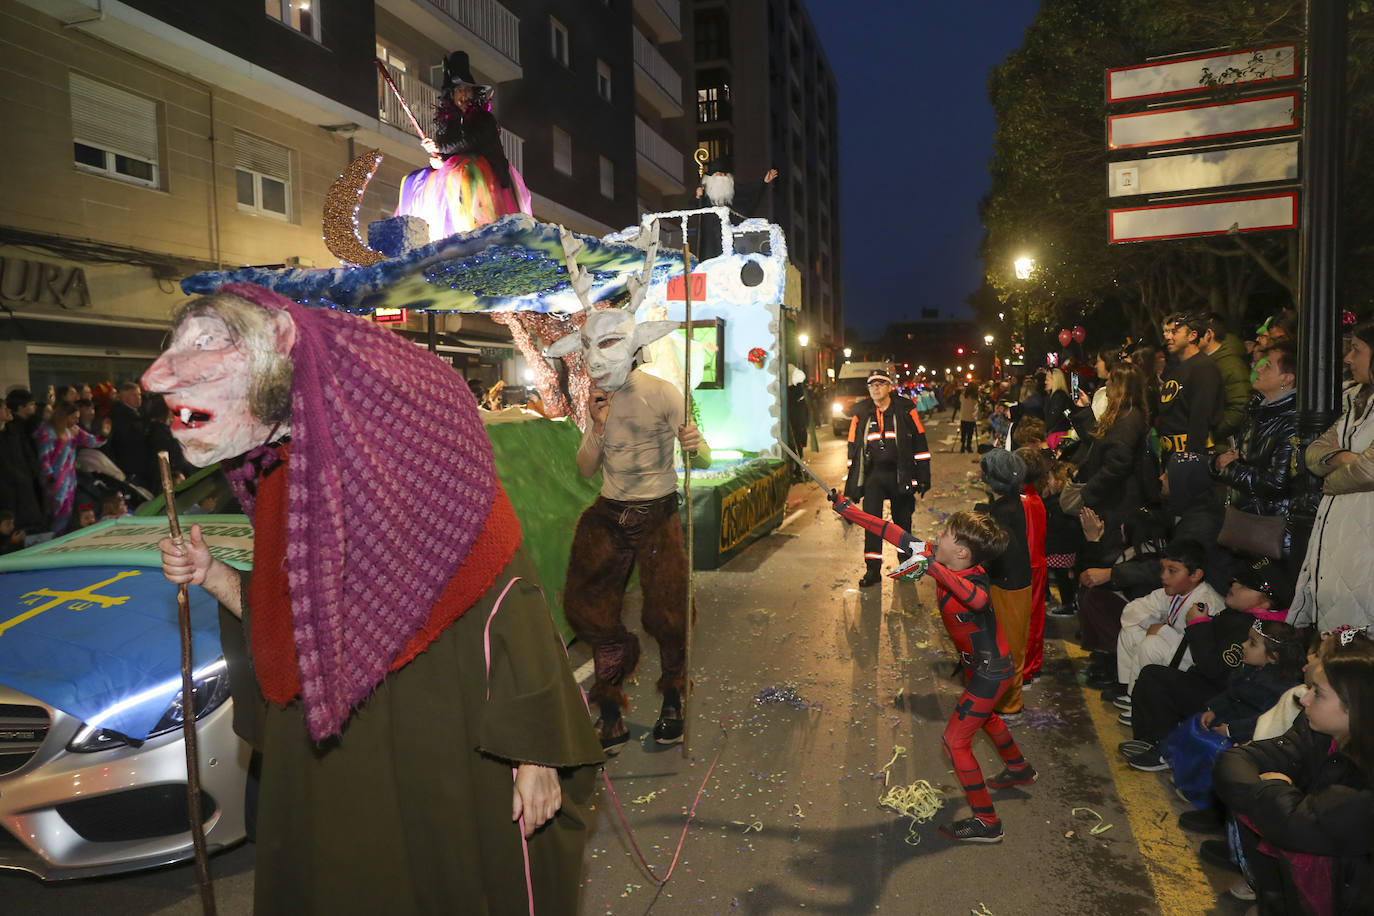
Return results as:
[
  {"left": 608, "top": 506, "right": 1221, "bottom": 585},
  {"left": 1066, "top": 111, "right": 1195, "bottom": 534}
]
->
[{"left": 0, "top": 510, "right": 254, "bottom": 880}]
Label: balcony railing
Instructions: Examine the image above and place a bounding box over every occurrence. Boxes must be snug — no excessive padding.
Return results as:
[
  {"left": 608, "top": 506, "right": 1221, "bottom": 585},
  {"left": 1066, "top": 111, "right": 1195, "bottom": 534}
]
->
[
  {"left": 378, "top": 63, "right": 439, "bottom": 139},
  {"left": 632, "top": 0, "right": 680, "bottom": 42},
  {"left": 632, "top": 27, "right": 682, "bottom": 115},
  {"left": 421, "top": 0, "right": 521, "bottom": 66},
  {"left": 635, "top": 116, "right": 684, "bottom": 193},
  {"left": 500, "top": 128, "right": 524, "bottom": 175}
]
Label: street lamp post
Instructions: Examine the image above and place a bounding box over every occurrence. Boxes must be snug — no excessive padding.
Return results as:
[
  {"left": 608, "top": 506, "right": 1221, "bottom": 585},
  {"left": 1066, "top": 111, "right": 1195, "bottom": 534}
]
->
[
  {"left": 983, "top": 333, "right": 996, "bottom": 378},
  {"left": 1012, "top": 256, "right": 1035, "bottom": 370}
]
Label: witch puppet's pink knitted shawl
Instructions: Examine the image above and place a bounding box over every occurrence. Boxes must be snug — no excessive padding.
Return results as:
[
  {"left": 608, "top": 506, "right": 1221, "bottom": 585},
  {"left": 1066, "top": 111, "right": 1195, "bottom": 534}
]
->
[{"left": 219, "top": 283, "right": 495, "bottom": 740}]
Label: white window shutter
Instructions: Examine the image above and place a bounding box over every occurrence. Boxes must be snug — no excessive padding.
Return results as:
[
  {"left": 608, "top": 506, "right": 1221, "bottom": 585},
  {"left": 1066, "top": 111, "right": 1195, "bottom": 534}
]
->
[
  {"left": 233, "top": 131, "right": 291, "bottom": 181},
  {"left": 68, "top": 73, "right": 158, "bottom": 162}
]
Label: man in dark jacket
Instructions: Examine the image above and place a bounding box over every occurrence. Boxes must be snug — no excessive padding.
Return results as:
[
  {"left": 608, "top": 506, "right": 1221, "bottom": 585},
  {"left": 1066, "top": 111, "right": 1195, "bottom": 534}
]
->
[
  {"left": 1199, "top": 313, "right": 1254, "bottom": 447},
  {"left": 0, "top": 391, "right": 47, "bottom": 535},
  {"left": 844, "top": 369, "right": 931, "bottom": 587},
  {"left": 1159, "top": 312, "right": 1225, "bottom": 456},
  {"left": 104, "top": 381, "right": 150, "bottom": 487}
]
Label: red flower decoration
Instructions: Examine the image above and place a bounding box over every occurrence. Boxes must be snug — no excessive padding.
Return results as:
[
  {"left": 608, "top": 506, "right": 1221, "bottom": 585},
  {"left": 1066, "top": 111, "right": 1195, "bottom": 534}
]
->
[
  {"left": 1343, "top": 309, "right": 1358, "bottom": 327},
  {"left": 747, "top": 347, "right": 767, "bottom": 368}
]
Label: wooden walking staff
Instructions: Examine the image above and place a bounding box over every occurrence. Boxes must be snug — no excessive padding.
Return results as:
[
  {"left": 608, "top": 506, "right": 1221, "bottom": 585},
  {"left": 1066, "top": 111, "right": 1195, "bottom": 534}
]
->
[
  {"left": 680, "top": 223, "right": 695, "bottom": 759},
  {"left": 157, "top": 452, "right": 217, "bottom": 916}
]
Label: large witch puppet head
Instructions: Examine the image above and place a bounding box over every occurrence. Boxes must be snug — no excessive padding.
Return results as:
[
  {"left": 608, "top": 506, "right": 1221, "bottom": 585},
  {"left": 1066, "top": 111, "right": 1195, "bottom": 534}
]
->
[{"left": 141, "top": 282, "right": 508, "bottom": 741}]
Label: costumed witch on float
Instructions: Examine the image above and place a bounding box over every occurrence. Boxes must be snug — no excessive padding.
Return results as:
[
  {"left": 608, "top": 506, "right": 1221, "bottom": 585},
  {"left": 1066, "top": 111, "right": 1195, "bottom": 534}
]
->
[
  {"left": 397, "top": 51, "right": 532, "bottom": 242},
  {"left": 148, "top": 283, "right": 601, "bottom": 915},
  {"left": 547, "top": 309, "right": 711, "bottom": 754}
]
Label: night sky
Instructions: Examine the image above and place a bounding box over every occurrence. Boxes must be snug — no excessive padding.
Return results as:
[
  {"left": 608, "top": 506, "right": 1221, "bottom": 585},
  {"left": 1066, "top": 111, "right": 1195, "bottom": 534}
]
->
[{"left": 806, "top": 1, "right": 1042, "bottom": 339}]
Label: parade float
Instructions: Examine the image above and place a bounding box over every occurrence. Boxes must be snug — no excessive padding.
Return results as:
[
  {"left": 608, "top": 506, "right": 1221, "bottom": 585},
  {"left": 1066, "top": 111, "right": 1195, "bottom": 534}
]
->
[{"left": 178, "top": 147, "right": 793, "bottom": 631}]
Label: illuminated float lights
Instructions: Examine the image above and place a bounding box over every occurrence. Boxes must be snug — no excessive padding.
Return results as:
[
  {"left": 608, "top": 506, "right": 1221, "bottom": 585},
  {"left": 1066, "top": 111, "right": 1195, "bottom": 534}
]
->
[{"left": 321, "top": 151, "right": 385, "bottom": 268}]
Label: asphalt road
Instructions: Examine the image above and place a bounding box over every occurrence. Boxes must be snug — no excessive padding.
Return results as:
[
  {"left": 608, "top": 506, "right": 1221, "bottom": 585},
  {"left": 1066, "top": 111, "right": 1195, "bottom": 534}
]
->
[{"left": 3, "top": 413, "right": 1247, "bottom": 915}]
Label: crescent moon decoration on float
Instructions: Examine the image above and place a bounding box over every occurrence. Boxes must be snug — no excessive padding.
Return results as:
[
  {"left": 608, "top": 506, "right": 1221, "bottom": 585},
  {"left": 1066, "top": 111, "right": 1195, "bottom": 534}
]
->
[{"left": 322, "top": 149, "right": 386, "bottom": 267}]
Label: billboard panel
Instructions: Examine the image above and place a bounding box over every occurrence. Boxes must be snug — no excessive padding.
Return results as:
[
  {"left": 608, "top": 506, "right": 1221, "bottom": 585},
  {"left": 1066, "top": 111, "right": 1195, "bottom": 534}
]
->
[
  {"left": 1107, "top": 141, "right": 1298, "bottom": 197},
  {"left": 1107, "top": 93, "right": 1298, "bottom": 150},
  {"left": 1109, "top": 192, "right": 1297, "bottom": 244}
]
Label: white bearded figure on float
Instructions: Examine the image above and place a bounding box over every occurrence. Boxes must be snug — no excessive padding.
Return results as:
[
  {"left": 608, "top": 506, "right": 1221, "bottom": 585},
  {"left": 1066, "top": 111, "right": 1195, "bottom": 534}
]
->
[{"left": 143, "top": 283, "right": 602, "bottom": 915}]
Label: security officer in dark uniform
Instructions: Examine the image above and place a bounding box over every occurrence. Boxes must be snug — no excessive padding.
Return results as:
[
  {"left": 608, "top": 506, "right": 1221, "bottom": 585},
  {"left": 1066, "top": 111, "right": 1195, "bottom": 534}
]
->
[{"left": 844, "top": 369, "right": 933, "bottom": 587}]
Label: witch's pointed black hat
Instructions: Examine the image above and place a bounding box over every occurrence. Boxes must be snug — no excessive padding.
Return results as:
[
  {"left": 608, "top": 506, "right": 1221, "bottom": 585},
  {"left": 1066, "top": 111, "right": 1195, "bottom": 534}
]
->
[{"left": 441, "top": 51, "right": 490, "bottom": 92}]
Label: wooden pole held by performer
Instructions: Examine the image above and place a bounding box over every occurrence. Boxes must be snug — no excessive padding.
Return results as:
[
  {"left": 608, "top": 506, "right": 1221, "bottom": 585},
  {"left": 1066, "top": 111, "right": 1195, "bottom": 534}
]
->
[
  {"left": 157, "top": 452, "right": 217, "bottom": 916},
  {"left": 374, "top": 58, "right": 429, "bottom": 141},
  {"left": 681, "top": 234, "right": 695, "bottom": 760}
]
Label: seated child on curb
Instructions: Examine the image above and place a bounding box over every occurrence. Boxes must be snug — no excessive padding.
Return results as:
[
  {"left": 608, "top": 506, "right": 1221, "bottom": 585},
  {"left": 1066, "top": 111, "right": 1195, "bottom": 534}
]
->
[
  {"left": 926, "top": 510, "right": 1036, "bottom": 844},
  {"left": 1126, "top": 557, "right": 1297, "bottom": 763},
  {"left": 1214, "top": 630, "right": 1374, "bottom": 914},
  {"left": 1112, "top": 539, "right": 1224, "bottom": 718},
  {"left": 1129, "top": 619, "right": 1304, "bottom": 774}
]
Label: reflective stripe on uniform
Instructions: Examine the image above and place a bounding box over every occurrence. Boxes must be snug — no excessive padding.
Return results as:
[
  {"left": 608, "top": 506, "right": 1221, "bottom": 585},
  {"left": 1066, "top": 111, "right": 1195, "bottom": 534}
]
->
[
  {"left": 864, "top": 552, "right": 882, "bottom": 559},
  {"left": 913, "top": 452, "right": 932, "bottom": 461}
]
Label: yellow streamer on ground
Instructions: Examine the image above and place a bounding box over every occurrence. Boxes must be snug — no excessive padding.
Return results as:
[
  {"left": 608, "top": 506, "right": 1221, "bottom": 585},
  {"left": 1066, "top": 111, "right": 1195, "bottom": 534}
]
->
[
  {"left": 876, "top": 745, "right": 945, "bottom": 845},
  {"left": 1071, "top": 806, "right": 1114, "bottom": 835}
]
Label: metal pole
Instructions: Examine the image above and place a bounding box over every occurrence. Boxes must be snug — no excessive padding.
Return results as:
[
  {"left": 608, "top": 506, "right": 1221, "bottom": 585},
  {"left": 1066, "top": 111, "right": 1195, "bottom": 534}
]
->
[
  {"left": 427, "top": 311, "right": 438, "bottom": 355},
  {"left": 680, "top": 238, "right": 694, "bottom": 759},
  {"left": 1293, "top": 0, "right": 1347, "bottom": 530}
]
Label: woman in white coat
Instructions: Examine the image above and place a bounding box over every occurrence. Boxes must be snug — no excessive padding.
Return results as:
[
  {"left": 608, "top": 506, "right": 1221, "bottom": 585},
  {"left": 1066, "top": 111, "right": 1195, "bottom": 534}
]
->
[{"left": 1290, "top": 321, "right": 1374, "bottom": 632}]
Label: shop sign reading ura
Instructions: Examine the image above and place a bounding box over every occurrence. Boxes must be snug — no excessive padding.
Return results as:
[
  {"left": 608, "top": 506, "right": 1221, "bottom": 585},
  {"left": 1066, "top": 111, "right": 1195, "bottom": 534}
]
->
[{"left": 0, "top": 257, "right": 92, "bottom": 309}]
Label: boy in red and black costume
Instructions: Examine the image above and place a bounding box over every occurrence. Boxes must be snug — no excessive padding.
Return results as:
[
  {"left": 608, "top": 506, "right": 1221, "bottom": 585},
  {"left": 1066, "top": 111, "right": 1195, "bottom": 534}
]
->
[{"left": 928, "top": 510, "right": 1038, "bottom": 843}]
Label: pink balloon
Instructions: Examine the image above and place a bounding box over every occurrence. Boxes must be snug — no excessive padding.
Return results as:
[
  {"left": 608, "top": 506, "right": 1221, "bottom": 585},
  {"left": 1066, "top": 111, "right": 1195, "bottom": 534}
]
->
[
  {"left": 1058, "top": 329, "right": 1072, "bottom": 348},
  {"left": 1072, "top": 325, "right": 1087, "bottom": 344}
]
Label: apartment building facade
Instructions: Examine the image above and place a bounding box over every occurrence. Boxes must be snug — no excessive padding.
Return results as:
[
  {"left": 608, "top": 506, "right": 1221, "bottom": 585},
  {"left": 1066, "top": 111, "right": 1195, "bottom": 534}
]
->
[
  {"left": 688, "top": 0, "right": 842, "bottom": 380},
  {"left": 0, "top": 0, "right": 690, "bottom": 394}
]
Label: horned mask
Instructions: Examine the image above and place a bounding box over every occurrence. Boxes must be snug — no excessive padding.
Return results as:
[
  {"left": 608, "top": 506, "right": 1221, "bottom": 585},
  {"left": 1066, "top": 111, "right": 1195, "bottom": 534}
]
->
[{"left": 545, "top": 309, "right": 678, "bottom": 392}]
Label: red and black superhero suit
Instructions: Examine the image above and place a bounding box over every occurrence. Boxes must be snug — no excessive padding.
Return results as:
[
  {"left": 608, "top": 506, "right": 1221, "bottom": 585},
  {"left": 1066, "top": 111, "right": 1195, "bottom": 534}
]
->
[
  {"left": 830, "top": 495, "right": 1034, "bottom": 834},
  {"left": 925, "top": 559, "right": 1031, "bottom": 827}
]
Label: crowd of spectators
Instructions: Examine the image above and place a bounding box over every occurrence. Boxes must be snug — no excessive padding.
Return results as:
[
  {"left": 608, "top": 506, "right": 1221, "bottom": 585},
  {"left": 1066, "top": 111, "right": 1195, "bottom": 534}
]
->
[
  {"left": 961, "top": 308, "right": 1372, "bottom": 913},
  {"left": 0, "top": 381, "right": 196, "bottom": 553}
]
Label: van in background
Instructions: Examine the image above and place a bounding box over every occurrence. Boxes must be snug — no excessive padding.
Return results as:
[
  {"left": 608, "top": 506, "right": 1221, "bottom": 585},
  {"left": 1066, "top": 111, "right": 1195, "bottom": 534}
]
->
[{"left": 830, "top": 361, "right": 891, "bottom": 436}]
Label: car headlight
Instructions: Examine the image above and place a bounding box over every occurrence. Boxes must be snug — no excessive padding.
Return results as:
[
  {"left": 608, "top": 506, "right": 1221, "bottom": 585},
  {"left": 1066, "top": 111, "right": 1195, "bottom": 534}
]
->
[
  {"left": 67, "top": 658, "right": 233, "bottom": 753},
  {"left": 832, "top": 401, "right": 843, "bottom": 414}
]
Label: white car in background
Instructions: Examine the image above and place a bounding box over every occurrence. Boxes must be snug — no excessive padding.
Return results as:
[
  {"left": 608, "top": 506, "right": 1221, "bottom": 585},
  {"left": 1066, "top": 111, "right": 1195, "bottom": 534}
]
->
[{"left": 0, "top": 479, "right": 252, "bottom": 880}]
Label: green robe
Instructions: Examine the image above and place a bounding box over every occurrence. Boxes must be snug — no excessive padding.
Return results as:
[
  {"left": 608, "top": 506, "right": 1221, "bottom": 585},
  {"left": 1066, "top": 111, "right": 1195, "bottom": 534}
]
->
[{"left": 219, "top": 547, "right": 603, "bottom": 915}]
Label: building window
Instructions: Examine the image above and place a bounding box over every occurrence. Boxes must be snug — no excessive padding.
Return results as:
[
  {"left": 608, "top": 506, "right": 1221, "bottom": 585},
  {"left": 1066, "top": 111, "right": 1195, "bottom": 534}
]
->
[
  {"left": 553, "top": 127, "right": 572, "bottom": 176},
  {"left": 550, "top": 17, "right": 570, "bottom": 67},
  {"left": 596, "top": 59, "right": 612, "bottom": 102},
  {"left": 696, "top": 68, "right": 731, "bottom": 124},
  {"left": 694, "top": 8, "right": 729, "bottom": 60},
  {"left": 696, "top": 133, "right": 732, "bottom": 167},
  {"left": 265, "top": 0, "right": 320, "bottom": 42},
  {"left": 599, "top": 156, "right": 614, "bottom": 199},
  {"left": 234, "top": 131, "right": 292, "bottom": 220},
  {"left": 69, "top": 73, "right": 159, "bottom": 189}
]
